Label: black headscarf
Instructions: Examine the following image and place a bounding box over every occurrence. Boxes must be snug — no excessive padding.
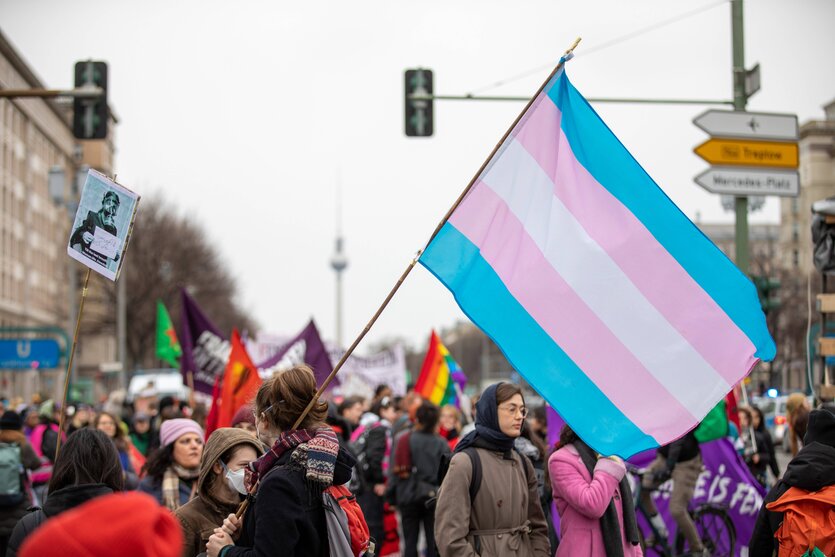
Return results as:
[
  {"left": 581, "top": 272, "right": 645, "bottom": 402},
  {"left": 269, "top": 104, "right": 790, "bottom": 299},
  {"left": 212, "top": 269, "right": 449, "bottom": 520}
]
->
[
  {"left": 454, "top": 383, "right": 517, "bottom": 458},
  {"left": 573, "top": 438, "right": 641, "bottom": 557}
]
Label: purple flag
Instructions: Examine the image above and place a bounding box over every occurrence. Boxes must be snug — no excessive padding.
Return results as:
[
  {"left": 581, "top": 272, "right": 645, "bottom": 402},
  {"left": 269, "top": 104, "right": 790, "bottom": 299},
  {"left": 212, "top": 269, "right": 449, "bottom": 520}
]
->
[
  {"left": 546, "top": 407, "right": 764, "bottom": 556},
  {"left": 180, "top": 289, "right": 230, "bottom": 394},
  {"left": 257, "top": 319, "right": 335, "bottom": 388}
]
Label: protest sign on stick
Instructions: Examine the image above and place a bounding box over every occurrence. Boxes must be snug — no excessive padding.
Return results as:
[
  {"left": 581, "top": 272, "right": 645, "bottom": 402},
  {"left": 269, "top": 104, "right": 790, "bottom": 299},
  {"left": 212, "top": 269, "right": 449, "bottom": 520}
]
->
[
  {"left": 67, "top": 169, "right": 139, "bottom": 281},
  {"left": 56, "top": 170, "right": 140, "bottom": 461}
]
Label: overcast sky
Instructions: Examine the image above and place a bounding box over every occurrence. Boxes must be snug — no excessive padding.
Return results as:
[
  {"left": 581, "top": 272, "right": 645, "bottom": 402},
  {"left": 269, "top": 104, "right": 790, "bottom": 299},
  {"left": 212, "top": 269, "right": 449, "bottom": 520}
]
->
[{"left": 2, "top": 0, "right": 834, "bottom": 353}]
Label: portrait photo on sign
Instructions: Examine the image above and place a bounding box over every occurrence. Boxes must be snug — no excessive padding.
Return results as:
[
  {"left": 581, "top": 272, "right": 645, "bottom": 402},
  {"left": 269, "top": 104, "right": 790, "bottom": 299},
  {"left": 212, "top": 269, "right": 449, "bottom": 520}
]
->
[{"left": 67, "top": 169, "right": 139, "bottom": 281}]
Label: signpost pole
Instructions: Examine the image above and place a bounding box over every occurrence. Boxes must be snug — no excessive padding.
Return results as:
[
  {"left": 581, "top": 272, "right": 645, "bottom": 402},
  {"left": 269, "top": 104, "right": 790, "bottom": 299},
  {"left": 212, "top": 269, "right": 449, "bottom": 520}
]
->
[
  {"left": 54, "top": 268, "right": 91, "bottom": 462},
  {"left": 732, "top": 0, "right": 749, "bottom": 274}
]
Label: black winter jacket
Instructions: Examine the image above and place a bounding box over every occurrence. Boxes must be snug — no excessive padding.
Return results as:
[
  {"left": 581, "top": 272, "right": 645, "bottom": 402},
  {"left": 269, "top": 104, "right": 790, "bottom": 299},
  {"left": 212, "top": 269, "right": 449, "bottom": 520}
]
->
[
  {"left": 6, "top": 483, "right": 114, "bottom": 557},
  {"left": 226, "top": 446, "right": 355, "bottom": 557},
  {"left": 361, "top": 424, "right": 389, "bottom": 486},
  {"left": 748, "top": 442, "right": 835, "bottom": 556}
]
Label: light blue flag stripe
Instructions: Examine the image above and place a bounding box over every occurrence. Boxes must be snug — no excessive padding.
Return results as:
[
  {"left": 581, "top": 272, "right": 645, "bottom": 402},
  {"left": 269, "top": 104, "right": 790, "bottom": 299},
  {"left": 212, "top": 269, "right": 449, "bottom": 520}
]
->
[
  {"left": 421, "top": 222, "right": 659, "bottom": 457},
  {"left": 546, "top": 73, "right": 776, "bottom": 361}
]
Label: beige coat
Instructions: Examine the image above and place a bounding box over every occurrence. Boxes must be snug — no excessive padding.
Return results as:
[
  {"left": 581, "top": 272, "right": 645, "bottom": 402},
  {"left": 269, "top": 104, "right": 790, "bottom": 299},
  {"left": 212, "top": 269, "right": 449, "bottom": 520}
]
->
[{"left": 434, "top": 447, "right": 550, "bottom": 557}]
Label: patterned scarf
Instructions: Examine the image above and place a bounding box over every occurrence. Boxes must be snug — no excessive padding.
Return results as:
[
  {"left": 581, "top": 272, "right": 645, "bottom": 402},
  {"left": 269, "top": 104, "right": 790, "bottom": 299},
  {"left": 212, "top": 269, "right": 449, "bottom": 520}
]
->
[
  {"left": 245, "top": 426, "right": 339, "bottom": 492},
  {"left": 162, "top": 463, "right": 199, "bottom": 511}
]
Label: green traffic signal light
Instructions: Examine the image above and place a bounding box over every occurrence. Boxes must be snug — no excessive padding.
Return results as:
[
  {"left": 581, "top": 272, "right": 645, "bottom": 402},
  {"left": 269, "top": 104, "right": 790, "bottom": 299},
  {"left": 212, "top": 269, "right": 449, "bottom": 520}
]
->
[
  {"left": 404, "top": 69, "right": 433, "bottom": 137},
  {"left": 72, "top": 61, "right": 108, "bottom": 140}
]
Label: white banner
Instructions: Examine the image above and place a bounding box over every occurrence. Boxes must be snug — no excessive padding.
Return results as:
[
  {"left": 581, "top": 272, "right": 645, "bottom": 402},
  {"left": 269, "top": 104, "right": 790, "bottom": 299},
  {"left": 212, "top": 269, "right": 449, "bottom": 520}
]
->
[{"left": 247, "top": 334, "right": 407, "bottom": 398}]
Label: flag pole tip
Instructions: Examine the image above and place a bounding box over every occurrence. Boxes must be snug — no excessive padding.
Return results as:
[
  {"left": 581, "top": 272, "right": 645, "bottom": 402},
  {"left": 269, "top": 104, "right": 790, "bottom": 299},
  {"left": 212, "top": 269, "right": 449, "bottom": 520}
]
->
[{"left": 565, "top": 37, "right": 582, "bottom": 56}]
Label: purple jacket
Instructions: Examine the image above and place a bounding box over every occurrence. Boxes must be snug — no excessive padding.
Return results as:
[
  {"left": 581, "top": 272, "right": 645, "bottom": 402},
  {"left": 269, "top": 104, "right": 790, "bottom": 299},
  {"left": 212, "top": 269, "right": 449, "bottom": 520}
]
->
[{"left": 549, "top": 445, "right": 643, "bottom": 557}]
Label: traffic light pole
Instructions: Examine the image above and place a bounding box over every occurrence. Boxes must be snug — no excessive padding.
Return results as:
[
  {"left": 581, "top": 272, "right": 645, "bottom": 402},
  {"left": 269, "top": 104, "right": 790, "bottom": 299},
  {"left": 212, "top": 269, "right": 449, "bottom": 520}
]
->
[
  {"left": 411, "top": 93, "right": 734, "bottom": 106},
  {"left": 731, "top": 0, "right": 749, "bottom": 275},
  {"left": 0, "top": 87, "right": 103, "bottom": 99}
]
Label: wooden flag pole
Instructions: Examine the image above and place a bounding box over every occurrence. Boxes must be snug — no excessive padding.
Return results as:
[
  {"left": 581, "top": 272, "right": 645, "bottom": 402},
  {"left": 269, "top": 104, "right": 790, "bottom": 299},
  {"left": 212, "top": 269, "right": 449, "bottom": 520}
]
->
[
  {"left": 236, "top": 37, "right": 583, "bottom": 519},
  {"left": 290, "top": 37, "right": 582, "bottom": 432},
  {"left": 54, "top": 268, "right": 92, "bottom": 461}
]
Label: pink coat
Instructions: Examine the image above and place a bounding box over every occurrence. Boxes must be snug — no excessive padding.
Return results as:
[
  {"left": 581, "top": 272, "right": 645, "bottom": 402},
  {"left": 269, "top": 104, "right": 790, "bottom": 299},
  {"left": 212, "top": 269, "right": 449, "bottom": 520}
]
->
[{"left": 549, "top": 445, "right": 643, "bottom": 557}]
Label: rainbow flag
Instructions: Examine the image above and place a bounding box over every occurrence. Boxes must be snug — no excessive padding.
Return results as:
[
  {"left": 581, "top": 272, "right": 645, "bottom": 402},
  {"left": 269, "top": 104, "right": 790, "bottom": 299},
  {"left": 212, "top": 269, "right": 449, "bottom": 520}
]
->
[
  {"left": 415, "top": 331, "right": 466, "bottom": 406},
  {"left": 419, "top": 61, "right": 775, "bottom": 458}
]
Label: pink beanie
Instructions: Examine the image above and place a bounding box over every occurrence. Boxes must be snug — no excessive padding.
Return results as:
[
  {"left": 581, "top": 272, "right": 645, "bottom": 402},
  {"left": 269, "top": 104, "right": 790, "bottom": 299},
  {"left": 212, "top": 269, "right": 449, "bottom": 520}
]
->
[{"left": 159, "top": 418, "right": 204, "bottom": 447}]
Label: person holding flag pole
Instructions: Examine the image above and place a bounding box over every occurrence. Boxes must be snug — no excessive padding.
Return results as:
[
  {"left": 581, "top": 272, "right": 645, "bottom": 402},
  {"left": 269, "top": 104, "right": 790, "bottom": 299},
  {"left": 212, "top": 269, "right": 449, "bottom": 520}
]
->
[{"left": 227, "top": 26, "right": 776, "bottom": 553}]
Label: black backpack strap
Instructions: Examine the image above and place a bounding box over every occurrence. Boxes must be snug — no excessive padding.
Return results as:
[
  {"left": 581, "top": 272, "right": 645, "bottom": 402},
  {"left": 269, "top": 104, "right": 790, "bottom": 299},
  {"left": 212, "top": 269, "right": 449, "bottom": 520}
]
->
[{"left": 462, "top": 447, "right": 482, "bottom": 504}]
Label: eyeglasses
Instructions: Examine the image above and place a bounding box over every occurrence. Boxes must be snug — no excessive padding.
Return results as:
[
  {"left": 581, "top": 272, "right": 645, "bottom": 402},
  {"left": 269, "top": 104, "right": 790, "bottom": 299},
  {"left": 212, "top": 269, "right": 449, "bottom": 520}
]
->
[{"left": 498, "top": 404, "right": 527, "bottom": 417}]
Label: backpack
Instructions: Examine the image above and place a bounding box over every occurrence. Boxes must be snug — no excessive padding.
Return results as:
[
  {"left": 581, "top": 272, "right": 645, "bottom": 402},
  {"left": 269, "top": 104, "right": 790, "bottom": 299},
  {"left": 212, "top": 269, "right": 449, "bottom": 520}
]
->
[
  {"left": 323, "top": 484, "right": 373, "bottom": 557},
  {"left": 348, "top": 423, "right": 382, "bottom": 494},
  {"left": 766, "top": 485, "right": 835, "bottom": 557},
  {"left": 0, "top": 442, "right": 24, "bottom": 506},
  {"left": 429, "top": 446, "right": 532, "bottom": 510}
]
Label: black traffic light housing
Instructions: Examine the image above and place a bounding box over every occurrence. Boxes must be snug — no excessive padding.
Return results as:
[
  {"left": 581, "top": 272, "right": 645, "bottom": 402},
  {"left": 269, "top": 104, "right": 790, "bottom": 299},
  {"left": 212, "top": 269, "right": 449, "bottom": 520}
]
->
[
  {"left": 752, "top": 275, "right": 781, "bottom": 313},
  {"left": 72, "top": 61, "right": 108, "bottom": 140},
  {"left": 404, "top": 69, "right": 433, "bottom": 137}
]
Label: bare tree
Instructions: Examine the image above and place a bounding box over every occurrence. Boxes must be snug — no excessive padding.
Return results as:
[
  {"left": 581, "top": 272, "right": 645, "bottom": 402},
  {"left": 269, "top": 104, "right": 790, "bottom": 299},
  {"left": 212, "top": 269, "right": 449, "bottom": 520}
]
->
[{"left": 90, "top": 195, "right": 256, "bottom": 370}]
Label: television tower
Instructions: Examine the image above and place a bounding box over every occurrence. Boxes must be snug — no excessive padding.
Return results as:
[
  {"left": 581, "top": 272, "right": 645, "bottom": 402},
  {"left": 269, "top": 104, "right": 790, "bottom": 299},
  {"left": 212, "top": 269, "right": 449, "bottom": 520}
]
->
[{"left": 330, "top": 185, "right": 348, "bottom": 347}]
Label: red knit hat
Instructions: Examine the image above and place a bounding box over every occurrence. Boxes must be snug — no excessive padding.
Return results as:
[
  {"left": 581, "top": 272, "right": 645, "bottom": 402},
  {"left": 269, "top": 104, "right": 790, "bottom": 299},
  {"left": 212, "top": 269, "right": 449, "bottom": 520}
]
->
[
  {"left": 231, "top": 404, "right": 255, "bottom": 427},
  {"left": 19, "top": 492, "right": 182, "bottom": 557}
]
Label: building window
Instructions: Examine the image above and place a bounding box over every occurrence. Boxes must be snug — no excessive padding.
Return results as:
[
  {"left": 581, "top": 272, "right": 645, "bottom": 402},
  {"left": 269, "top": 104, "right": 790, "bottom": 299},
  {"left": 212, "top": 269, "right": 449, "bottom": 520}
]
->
[
  {"left": 793, "top": 223, "right": 800, "bottom": 243},
  {"left": 792, "top": 198, "right": 799, "bottom": 215},
  {"left": 793, "top": 249, "right": 800, "bottom": 267}
]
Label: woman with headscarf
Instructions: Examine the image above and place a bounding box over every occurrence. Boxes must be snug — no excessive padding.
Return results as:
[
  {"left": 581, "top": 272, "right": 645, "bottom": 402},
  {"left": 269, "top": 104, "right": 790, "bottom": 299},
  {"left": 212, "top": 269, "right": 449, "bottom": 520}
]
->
[
  {"left": 434, "top": 382, "right": 550, "bottom": 557},
  {"left": 549, "top": 424, "right": 642, "bottom": 557},
  {"left": 174, "top": 428, "right": 264, "bottom": 557},
  {"left": 138, "top": 419, "right": 204, "bottom": 511},
  {"left": 205, "top": 365, "right": 356, "bottom": 557}
]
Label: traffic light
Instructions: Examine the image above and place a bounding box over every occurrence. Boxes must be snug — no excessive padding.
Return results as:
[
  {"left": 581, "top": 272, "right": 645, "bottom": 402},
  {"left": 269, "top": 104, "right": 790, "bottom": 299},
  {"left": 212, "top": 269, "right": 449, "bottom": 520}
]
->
[
  {"left": 404, "top": 69, "right": 433, "bottom": 137},
  {"left": 752, "top": 276, "right": 781, "bottom": 313},
  {"left": 72, "top": 61, "right": 108, "bottom": 140}
]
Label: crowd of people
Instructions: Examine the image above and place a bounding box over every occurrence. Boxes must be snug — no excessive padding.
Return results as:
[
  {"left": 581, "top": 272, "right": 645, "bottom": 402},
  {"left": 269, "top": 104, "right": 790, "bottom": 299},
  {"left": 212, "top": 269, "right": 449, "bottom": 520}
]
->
[{"left": 0, "top": 372, "right": 831, "bottom": 557}]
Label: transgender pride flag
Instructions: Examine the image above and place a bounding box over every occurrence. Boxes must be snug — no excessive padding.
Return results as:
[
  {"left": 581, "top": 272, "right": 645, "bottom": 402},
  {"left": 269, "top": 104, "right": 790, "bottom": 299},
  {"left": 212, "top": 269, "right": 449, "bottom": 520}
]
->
[{"left": 419, "top": 63, "right": 775, "bottom": 458}]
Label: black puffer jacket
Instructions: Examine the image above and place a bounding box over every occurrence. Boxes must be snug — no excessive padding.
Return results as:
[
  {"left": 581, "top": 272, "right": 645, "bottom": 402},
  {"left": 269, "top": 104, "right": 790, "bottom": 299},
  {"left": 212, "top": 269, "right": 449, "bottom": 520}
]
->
[
  {"left": 7, "top": 483, "right": 114, "bottom": 557},
  {"left": 226, "top": 446, "right": 355, "bottom": 557},
  {"left": 749, "top": 408, "right": 835, "bottom": 556}
]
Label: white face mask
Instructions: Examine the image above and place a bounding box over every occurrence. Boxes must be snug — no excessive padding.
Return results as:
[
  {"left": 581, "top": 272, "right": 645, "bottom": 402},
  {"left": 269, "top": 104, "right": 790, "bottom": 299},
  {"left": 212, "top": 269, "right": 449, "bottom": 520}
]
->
[{"left": 221, "top": 461, "right": 248, "bottom": 495}]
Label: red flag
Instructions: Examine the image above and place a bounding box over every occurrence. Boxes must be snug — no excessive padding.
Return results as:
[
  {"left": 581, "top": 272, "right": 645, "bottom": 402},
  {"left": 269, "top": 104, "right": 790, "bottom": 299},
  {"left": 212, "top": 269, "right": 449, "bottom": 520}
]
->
[
  {"left": 205, "top": 375, "right": 222, "bottom": 437},
  {"left": 214, "top": 330, "right": 262, "bottom": 432},
  {"left": 726, "top": 387, "right": 740, "bottom": 431}
]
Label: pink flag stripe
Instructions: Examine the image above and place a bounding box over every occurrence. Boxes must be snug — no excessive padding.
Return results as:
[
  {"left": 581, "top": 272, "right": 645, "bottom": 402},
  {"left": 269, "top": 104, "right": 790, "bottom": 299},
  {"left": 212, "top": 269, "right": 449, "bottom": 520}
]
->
[
  {"left": 449, "top": 182, "right": 699, "bottom": 441},
  {"left": 512, "top": 93, "right": 758, "bottom": 386}
]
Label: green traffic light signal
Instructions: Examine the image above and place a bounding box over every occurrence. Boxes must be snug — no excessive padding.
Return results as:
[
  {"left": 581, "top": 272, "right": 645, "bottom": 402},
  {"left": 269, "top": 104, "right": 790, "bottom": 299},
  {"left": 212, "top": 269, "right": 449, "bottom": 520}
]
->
[
  {"left": 72, "top": 61, "right": 108, "bottom": 140},
  {"left": 752, "top": 275, "right": 781, "bottom": 312},
  {"left": 404, "top": 69, "right": 433, "bottom": 137}
]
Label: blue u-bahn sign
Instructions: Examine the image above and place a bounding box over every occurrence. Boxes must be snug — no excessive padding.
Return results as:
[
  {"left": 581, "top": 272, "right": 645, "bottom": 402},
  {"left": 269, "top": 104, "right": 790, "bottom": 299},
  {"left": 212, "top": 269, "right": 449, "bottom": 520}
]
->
[{"left": 0, "top": 339, "right": 61, "bottom": 369}]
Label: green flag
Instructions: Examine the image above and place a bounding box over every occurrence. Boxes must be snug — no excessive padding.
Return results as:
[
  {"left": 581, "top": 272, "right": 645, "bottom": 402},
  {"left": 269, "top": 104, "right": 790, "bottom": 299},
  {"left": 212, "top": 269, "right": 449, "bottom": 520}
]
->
[
  {"left": 156, "top": 300, "right": 182, "bottom": 367},
  {"left": 694, "top": 400, "right": 729, "bottom": 443}
]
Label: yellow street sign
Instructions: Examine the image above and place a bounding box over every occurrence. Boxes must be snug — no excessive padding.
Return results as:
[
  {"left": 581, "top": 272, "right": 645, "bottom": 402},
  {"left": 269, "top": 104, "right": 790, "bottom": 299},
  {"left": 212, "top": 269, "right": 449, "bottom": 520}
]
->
[{"left": 694, "top": 138, "right": 798, "bottom": 169}]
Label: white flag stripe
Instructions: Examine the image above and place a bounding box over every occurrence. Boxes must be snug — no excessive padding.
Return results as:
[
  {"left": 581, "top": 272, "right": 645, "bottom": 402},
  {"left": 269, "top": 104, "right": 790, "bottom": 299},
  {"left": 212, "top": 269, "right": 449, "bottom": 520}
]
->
[{"left": 480, "top": 139, "right": 731, "bottom": 416}]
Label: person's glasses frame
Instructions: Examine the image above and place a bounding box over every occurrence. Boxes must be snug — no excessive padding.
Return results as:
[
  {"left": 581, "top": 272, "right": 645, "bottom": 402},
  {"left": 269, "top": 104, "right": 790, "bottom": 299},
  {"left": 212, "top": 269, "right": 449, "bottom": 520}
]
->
[{"left": 498, "top": 403, "right": 528, "bottom": 418}]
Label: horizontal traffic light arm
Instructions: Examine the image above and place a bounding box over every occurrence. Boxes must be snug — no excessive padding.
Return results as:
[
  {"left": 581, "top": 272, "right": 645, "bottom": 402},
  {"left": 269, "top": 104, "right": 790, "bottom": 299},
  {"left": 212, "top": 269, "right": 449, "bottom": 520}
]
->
[
  {"left": 0, "top": 86, "right": 104, "bottom": 99},
  {"left": 408, "top": 93, "right": 734, "bottom": 106}
]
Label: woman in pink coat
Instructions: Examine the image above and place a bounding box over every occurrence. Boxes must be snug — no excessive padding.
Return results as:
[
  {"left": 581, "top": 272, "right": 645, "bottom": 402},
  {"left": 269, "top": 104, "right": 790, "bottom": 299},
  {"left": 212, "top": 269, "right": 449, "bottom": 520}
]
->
[{"left": 549, "top": 425, "right": 643, "bottom": 557}]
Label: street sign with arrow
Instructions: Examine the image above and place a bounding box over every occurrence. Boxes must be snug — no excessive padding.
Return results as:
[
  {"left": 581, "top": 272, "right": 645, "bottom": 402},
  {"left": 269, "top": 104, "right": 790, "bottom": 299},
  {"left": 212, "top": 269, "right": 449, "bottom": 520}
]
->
[
  {"left": 693, "top": 110, "right": 798, "bottom": 141},
  {"left": 695, "top": 167, "right": 799, "bottom": 197}
]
